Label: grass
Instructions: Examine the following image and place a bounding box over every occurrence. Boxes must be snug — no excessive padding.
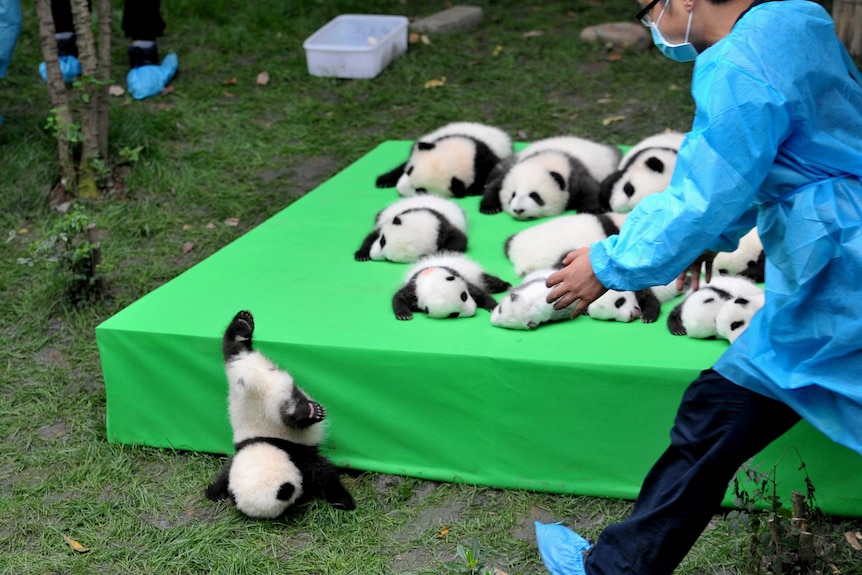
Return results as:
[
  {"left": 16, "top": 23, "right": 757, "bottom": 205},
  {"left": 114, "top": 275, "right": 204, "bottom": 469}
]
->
[{"left": 1, "top": 0, "right": 860, "bottom": 573}]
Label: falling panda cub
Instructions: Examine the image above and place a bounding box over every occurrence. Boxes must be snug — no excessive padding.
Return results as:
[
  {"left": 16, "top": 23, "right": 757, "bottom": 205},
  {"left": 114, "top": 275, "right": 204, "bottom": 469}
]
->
[
  {"left": 205, "top": 311, "right": 355, "bottom": 519},
  {"left": 599, "top": 131, "right": 685, "bottom": 213},
  {"left": 392, "top": 252, "right": 511, "bottom": 320},
  {"left": 376, "top": 122, "right": 514, "bottom": 198},
  {"left": 479, "top": 136, "right": 622, "bottom": 219},
  {"left": 354, "top": 195, "right": 469, "bottom": 263}
]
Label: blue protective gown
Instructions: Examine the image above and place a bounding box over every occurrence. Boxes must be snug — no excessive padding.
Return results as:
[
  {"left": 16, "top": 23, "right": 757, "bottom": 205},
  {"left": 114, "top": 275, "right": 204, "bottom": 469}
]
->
[{"left": 590, "top": 0, "right": 862, "bottom": 456}]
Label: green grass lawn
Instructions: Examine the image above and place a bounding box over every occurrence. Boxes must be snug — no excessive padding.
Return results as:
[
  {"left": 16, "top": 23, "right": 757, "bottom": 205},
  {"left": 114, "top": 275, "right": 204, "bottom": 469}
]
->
[{"left": 1, "top": 0, "right": 860, "bottom": 573}]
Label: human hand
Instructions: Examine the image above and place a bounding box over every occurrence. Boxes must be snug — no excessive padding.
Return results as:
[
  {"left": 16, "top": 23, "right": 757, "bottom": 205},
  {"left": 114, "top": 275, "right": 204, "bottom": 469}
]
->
[
  {"left": 545, "top": 247, "right": 608, "bottom": 318},
  {"left": 676, "top": 250, "right": 717, "bottom": 291}
]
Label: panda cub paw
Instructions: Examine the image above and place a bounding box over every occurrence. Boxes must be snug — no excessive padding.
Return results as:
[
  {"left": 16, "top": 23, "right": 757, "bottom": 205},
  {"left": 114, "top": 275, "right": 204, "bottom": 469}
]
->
[{"left": 223, "top": 310, "right": 255, "bottom": 360}]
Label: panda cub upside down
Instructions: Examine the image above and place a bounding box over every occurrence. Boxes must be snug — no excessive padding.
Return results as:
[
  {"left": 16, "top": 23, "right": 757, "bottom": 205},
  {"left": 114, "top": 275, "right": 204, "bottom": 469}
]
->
[{"left": 205, "top": 311, "right": 355, "bottom": 518}]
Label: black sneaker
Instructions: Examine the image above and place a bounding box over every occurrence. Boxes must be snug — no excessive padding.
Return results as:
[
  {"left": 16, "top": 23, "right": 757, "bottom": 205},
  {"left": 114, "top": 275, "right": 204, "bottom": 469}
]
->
[
  {"left": 128, "top": 43, "right": 160, "bottom": 69},
  {"left": 57, "top": 34, "right": 78, "bottom": 58}
]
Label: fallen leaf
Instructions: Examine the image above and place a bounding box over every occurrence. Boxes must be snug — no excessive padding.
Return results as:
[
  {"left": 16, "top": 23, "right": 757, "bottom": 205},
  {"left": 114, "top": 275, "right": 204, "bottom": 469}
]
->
[
  {"left": 492, "top": 45, "right": 503, "bottom": 57},
  {"left": 182, "top": 242, "right": 194, "bottom": 255},
  {"left": 182, "top": 224, "right": 193, "bottom": 231},
  {"left": 424, "top": 77, "right": 446, "bottom": 89},
  {"left": 409, "top": 32, "right": 420, "bottom": 44},
  {"left": 846, "top": 531, "right": 862, "bottom": 551},
  {"left": 223, "top": 217, "right": 240, "bottom": 227},
  {"left": 223, "top": 91, "right": 236, "bottom": 98},
  {"left": 160, "top": 85, "right": 175, "bottom": 96},
  {"left": 522, "top": 30, "right": 545, "bottom": 38},
  {"left": 223, "top": 77, "right": 238, "bottom": 85},
  {"left": 63, "top": 534, "right": 89, "bottom": 553},
  {"left": 494, "top": 569, "right": 510, "bottom": 575},
  {"left": 597, "top": 97, "right": 613, "bottom": 104},
  {"left": 256, "top": 71, "right": 270, "bottom": 86},
  {"left": 420, "top": 34, "right": 431, "bottom": 45},
  {"left": 436, "top": 525, "right": 450, "bottom": 538},
  {"left": 205, "top": 222, "right": 216, "bottom": 230},
  {"left": 109, "top": 85, "right": 125, "bottom": 96},
  {"left": 606, "top": 53, "right": 623, "bottom": 62},
  {"left": 18, "top": 228, "right": 28, "bottom": 234},
  {"left": 602, "top": 115, "right": 626, "bottom": 126},
  {"left": 669, "top": 84, "right": 680, "bottom": 90}
]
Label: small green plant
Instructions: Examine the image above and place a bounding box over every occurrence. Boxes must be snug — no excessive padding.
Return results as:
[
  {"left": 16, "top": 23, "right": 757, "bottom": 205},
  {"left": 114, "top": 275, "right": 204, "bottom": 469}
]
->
[
  {"left": 726, "top": 451, "right": 822, "bottom": 574},
  {"left": 18, "top": 204, "right": 107, "bottom": 304},
  {"left": 117, "top": 145, "right": 144, "bottom": 165},
  {"left": 44, "top": 107, "right": 83, "bottom": 144},
  {"left": 444, "top": 541, "right": 495, "bottom": 575}
]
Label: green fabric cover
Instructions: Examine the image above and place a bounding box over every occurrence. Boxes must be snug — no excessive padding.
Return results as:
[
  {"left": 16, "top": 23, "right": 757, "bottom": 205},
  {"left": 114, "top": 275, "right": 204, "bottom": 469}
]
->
[{"left": 96, "top": 141, "right": 862, "bottom": 516}]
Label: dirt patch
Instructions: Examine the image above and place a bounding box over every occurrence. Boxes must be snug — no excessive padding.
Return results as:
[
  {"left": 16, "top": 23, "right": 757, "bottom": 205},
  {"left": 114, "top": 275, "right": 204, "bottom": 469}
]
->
[
  {"left": 254, "top": 154, "right": 340, "bottom": 198},
  {"left": 509, "top": 506, "right": 558, "bottom": 545}
]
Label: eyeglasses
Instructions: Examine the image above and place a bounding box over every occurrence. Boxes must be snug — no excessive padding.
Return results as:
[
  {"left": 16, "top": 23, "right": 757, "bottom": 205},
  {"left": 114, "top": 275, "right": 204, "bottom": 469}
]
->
[{"left": 636, "top": 0, "right": 665, "bottom": 27}]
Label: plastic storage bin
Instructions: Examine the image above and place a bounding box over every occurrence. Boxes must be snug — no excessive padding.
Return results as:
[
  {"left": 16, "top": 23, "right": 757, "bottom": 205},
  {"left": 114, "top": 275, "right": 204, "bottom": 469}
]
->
[{"left": 303, "top": 14, "right": 409, "bottom": 79}]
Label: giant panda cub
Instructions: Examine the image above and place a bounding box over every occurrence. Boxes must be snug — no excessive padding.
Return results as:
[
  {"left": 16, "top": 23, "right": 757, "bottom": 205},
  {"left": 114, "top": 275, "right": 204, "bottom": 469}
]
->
[
  {"left": 715, "top": 292, "right": 765, "bottom": 343},
  {"left": 354, "top": 195, "right": 468, "bottom": 263},
  {"left": 713, "top": 228, "right": 766, "bottom": 283},
  {"left": 479, "top": 136, "right": 622, "bottom": 219},
  {"left": 504, "top": 212, "right": 628, "bottom": 277},
  {"left": 491, "top": 269, "right": 642, "bottom": 330},
  {"left": 599, "top": 131, "right": 685, "bottom": 213},
  {"left": 392, "top": 252, "right": 511, "bottom": 320},
  {"left": 205, "top": 311, "right": 355, "bottom": 519},
  {"left": 667, "top": 276, "right": 764, "bottom": 338},
  {"left": 376, "top": 122, "right": 514, "bottom": 198}
]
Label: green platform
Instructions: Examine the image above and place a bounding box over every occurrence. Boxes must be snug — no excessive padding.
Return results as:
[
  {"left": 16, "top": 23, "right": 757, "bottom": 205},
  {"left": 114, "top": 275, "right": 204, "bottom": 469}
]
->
[{"left": 96, "top": 141, "right": 862, "bottom": 517}]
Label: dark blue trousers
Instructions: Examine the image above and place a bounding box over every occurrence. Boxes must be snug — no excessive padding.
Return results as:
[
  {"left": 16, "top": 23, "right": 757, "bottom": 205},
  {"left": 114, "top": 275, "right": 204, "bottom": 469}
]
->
[{"left": 584, "top": 369, "right": 801, "bottom": 575}]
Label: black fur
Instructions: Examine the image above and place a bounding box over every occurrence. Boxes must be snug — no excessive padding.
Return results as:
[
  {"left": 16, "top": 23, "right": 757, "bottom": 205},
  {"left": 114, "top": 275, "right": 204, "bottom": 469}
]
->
[
  {"left": 563, "top": 156, "right": 603, "bottom": 215},
  {"left": 206, "top": 437, "right": 356, "bottom": 513},
  {"left": 598, "top": 146, "right": 679, "bottom": 211},
  {"left": 635, "top": 289, "right": 663, "bottom": 323},
  {"left": 392, "top": 279, "right": 419, "bottom": 320},
  {"left": 223, "top": 310, "right": 254, "bottom": 361},
  {"left": 375, "top": 161, "right": 407, "bottom": 188},
  {"left": 596, "top": 213, "right": 621, "bottom": 238}
]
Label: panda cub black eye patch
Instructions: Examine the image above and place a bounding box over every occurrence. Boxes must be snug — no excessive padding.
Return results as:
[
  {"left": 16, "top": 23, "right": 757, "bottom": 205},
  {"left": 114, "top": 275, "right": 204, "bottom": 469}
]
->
[
  {"left": 529, "top": 192, "right": 545, "bottom": 206},
  {"left": 446, "top": 276, "right": 456, "bottom": 281},
  {"left": 379, "top": 236, "right": 386, "bottom": 248},
  {"left": 614, "top": 297, "right": 626, "bottom": 308},
  {"left": 406, "top": 166, "right": 414, "bottom": 175},
  {"left": 415, "top": 188, "right": 427, "bottom": 194},
  {"left": 460, "top": 292, "right": 468, "bottom": 302},
  {"left": 392, "top": 217, "right": 402, "bottom": 225},
  {"left": 624, "top": 183, "right": 635, "bottom": 198}
]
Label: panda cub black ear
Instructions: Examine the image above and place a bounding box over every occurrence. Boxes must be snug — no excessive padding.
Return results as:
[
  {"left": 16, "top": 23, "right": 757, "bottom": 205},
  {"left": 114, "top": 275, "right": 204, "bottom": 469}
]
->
[
  {"left": 645, "top": 156, "right": 665, "bottom": 173},
  {"left": 549, "top": 171, "right": 566, "bottom": 190}
]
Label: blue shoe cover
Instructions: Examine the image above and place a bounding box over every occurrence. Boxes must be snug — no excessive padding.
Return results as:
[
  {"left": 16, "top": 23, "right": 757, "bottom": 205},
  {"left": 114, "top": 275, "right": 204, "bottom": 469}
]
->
[
  {"left": 39, "top": 55, "right": 81, "bottom": 82},
  {"left": 535, "top": 521, "right": 592, "bottom": 575},
  {"left": 127, "top": 52, "right": 178, "bottom": 100}
]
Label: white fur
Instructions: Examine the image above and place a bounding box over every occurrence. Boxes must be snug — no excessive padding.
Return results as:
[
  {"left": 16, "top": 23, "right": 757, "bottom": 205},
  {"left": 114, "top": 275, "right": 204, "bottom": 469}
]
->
[
  {"left": 514, "top": 136, "right": 620, "bottom": 183},
  {"left": 500, "top": 151, "right": 573, "bottom": 219},
  {"left": 505, "top": 213, "right": 628, "bottom": 277},
  {"left": 374, "top": 195, "right": 467, "bottom": 232},
  {"left": 491, "top": 269, "right": 574, "bottom": 330},
  {"left": 713, "top": 228, "right": 764, "bottom": 277},
  {"left": 402, "top": 252, "right": 492, "bottom": 319},
  {"left": 226, "top": 350, "right": 324, "bottom": 446},
  {"left": 606, "top": 132, "right": 685, "bottom": 213},
  {"left": 228, "top": 442, "right": 303, "bottom": 518},
  {"left": 396, "top": 122, "right": 513, "bottom": 197},
  {"left": 369, "top": 210, "right": 447, "bottom": 262},
  {"left": 672, "top": 276, "right": 764, "bottom": 338},
  {"left": 587, "top": 290, "right": 642, "bottom": 322},
  {"left": 716, "top": 292, "right": 765, "bottom": 343}
]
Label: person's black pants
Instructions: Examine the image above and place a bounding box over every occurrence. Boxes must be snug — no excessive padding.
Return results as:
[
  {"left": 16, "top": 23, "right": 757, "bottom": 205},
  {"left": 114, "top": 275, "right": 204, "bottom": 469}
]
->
[
  {"left": 585, "top": 368, "right": 801, "bottom": 575},
  {"left": 52, "top": 1, "right": 165, "bottom": 40}
]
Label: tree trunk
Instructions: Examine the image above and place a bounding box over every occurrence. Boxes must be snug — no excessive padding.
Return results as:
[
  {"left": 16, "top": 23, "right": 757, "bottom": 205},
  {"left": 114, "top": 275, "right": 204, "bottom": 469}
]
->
[
  {"left": 834, "top": 0, "right": 862, "bottom": 57},
  {"left": 34, "top": 0, "right": 75, "bottom": 189},
  {"left": 70, "top": 0, "right": 99, "bottom": 198},
  {"left": 96, "top": 0, "right": 111, "bottom": 161}
]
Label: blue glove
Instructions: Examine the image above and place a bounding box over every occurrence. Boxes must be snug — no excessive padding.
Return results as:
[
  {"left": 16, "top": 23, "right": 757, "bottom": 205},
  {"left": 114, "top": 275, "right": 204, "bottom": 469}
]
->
[
  {"left": 535, "top": 521, "right": 592, "bottom": 575},
  {"left": 38, "top": 54, "right": 81, "bottom": 82},
  {"left": 127, "top": 52, "right": 178, "bottom": 100}
]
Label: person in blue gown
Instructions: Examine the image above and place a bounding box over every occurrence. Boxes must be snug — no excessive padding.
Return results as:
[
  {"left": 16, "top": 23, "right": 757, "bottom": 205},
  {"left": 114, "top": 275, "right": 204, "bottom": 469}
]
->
[{"left": 536, "top": 0, "right": 862, "bottom": 573}]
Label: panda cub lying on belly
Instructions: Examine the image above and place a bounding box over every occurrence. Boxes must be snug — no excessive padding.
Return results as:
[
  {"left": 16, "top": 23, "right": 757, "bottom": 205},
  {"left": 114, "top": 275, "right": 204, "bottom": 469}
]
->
[{"left": 205, "top": 311, "right": 355, "bottom": 519}]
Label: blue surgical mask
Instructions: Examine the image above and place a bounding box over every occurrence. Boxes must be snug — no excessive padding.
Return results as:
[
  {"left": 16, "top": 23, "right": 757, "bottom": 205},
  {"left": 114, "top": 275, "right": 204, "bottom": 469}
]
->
[{"left": 649, "top": 1, "right": 699, "bottom": 63}]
